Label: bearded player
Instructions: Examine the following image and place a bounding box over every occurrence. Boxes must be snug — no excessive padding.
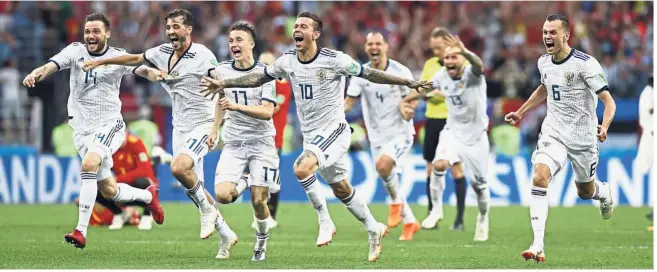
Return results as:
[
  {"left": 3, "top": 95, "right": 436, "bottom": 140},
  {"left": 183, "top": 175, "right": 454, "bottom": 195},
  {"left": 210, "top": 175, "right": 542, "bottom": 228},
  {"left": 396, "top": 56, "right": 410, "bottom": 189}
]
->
[
  {"left": 404, "top": 34, "right": 491, "bottom": 242},
  {"left": 504, "top": 14, "right": 616, "bottom": 262},
  {"left": 345, "top": 31, "right": 421, "bottom": 241},
  {"left": 200, "top": 12, "right": 431, "bottom": 262},
  {"left": 22, "top": 13, "right": 165, "bottom": 248}
]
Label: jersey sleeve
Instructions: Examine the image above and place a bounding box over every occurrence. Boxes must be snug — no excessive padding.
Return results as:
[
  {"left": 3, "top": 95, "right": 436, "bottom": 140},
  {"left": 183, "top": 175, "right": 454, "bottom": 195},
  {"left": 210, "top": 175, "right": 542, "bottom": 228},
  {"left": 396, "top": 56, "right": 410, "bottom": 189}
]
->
[
  {"left": 462, "top": 65, "right": 484, "bottom": 85},
  {"left": 582, "top": 57, "right": 610, "bottom": 94},
  {"left": 201, "top": 49, "right": 219, "bottom": 77},
  {"left": 264, "top": 55, "right": 288, "bottom": 80},
  {"left": 335, "top": 51, "right": 364, "bottom": 77},
  {"left": 48, "top": 42, "right": 82, "bottom": 71},
  {"left": 260, "top": 80, "right": 278, "bottom": 106},
  {"left": 431, "top": 69, "right": 443, "bottom": 89},
  {"left": 143, "top": 45, "right": 163, "bottom": 69},
  {"left": 346, "top": 76, "right": 365, "bottom": 97}
]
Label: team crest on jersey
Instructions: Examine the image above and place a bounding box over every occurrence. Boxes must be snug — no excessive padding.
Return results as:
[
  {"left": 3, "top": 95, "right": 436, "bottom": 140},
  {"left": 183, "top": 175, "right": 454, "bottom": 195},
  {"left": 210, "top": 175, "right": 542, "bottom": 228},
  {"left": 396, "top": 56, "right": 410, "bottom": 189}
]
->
[
  {"left": 542, "top": 73, "right": 547, "bottom": 83},
  {"left": 564, "top": 72, "right": 575, "bottom": 86},
  {"left": 316, "top": 69, "right": 328, "bottom": 81},
  {"left": 542, "top": 141, "right": 551, "bottom": 148},
  {"left": 169, "top": 71, "right": 179, "bottom": 78},
  {"left": 457, "top": 81, "right": 465, "bottom": 89}
]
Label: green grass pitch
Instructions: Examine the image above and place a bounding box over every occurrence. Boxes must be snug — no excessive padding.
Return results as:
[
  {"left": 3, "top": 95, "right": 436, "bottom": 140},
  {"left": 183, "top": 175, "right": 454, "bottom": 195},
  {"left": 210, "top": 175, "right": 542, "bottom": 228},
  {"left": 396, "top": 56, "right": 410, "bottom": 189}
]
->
[{"left": 0, "top": 203, "right": 653, "bottom": 269}]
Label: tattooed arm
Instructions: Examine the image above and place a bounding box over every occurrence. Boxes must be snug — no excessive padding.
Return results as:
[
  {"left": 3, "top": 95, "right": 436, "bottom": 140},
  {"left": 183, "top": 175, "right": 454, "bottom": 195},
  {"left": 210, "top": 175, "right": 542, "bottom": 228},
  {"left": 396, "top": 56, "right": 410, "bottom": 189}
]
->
[
  {"left": 460, "top": 49, "right": 484, "bottom": 76},
  {"left": 361, "top": 67, "right": 412, "bottom": 86},
  {"left": 223, "top": 70, "right": 275, "bottom": 88}
]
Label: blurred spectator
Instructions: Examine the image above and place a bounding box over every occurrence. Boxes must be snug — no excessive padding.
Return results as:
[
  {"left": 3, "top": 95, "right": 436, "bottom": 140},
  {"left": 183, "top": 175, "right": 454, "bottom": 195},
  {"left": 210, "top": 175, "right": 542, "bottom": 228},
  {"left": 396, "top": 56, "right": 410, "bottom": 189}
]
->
[
  {"left": 51, "top": 118, "right": 76, "bottom": 157},
  {"left": 0, "top": 58, "right": 26, "bottom": 144}
]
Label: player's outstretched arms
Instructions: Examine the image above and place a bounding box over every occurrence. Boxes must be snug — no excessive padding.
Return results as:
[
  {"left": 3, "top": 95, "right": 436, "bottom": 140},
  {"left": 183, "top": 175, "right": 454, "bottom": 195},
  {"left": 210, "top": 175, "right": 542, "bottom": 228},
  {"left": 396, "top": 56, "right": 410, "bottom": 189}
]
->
[
  {"left": 504, "top": 84, "right": 548, "bottom": 125},
  {"left": 218, "top": 97, "right": 275, "bottom": 120},
  {"left": 200, "top": 70, "right": 274, "bottom": 98},
  {"left": 82, "top": 54, "right": 145, "bottom": 72},
  {"left": 597, "top": 90, "right": 616, "bottom": 142},
  {"left": 133, "top": 66, "right": 167, "bottom": 82},
  {"left": 361, "top": 67, "right": 432, "bottom": 89},
  {"left": 22, "top": 62, "right": 59, "bottom": 88},
  {"left": 444, "top": 34, "right": 484, "bottom": 76}
]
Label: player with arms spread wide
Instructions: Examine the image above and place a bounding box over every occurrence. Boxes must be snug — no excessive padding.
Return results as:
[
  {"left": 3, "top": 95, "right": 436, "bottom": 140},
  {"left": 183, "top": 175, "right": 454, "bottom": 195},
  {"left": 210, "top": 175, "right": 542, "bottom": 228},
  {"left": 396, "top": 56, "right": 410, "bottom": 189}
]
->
[
  {"left": 404, "top": 34, "right": 491, "bottom": 242},
  {"left": 344, "top": 31, "right": 421, "bottom": 241},
  {"left": 205, "top": 21, "right": 278, "bottom": 261},
  {"left": 83, "top": 9, "right": 236, "bottom": 241},
  {"left": 504, "top": 14, "right": 616, "bottom": 262},
  {"left": 200, "top": 12, "right": 431, "bottom": 262},
  {"left": 22, "top": 13, "right": 165, "bottom": 248}
]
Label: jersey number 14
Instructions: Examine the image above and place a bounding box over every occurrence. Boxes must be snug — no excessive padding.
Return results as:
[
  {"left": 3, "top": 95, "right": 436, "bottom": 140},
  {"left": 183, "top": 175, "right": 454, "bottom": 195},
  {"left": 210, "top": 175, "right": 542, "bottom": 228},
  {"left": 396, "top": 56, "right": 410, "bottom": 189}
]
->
[{"left": 85, "top": 69, "right": 97, "bottom": 84}]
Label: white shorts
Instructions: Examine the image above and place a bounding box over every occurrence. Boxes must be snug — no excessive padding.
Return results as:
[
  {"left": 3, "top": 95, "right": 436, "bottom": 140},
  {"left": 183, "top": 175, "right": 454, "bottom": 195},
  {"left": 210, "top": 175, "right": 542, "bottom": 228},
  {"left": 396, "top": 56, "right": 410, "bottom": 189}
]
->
[
  {"left": 531, "top": 134, "right": 599, "bottom": 183},
  {"left": 636, "top": 132, "right": 653, "bottom": 175},
  {"left": 303, "top": 122, "right": 352, "bottom": 185},
  {"left": 215, "top": 137, "right": 280, "bottom": 193},
  {"left": 172, "top": 122, "right": 214, "bottom": 182},
  {"left": 433, "top": 129, "right": 489, "bottom": 182},
  {"left": 371, "top": 134, "right": 413, "bottom": 174},
  {"left": 74, "top": 119, "right": 126, "bottom": 181}
]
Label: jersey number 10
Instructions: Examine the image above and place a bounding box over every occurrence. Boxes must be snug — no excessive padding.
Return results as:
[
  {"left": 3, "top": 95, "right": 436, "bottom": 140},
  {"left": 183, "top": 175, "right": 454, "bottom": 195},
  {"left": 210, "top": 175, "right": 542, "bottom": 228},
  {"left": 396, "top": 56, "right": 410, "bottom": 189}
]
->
[{"left": 299, "top": 84, "right": 313, "bottom": 100}]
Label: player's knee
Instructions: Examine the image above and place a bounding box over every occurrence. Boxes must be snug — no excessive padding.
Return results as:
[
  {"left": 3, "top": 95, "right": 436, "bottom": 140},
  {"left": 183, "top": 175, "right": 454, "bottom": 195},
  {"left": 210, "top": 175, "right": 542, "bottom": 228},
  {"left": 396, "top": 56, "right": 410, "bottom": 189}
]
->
[
  {"left": 375, "top": 157, "right": 394, "bottom": 177},
  {"left": 170, "top": 156, "right": 192, "bottom": 178},
  {"left": 81, "top": 153, "right": 102, "bottom": 173},
  {"left": 98, "top": 185, "right": 117, "bottom": 199},
  {"left": 433, "top": 160, "right": 449, "bottom": 172},
  {"left": 532, "top": 164, "right": 551, "bottom": 187},
  {"left": 293, "top": 151, "right": 317, "bottom": 179},
  {"left": 576, "top": 182, "right": 595, "bottom": 200},
  {"left": 251, "top": 192, "right": 268, "bottom": 212},
  {"left": 215, "top": 190, "right": 233, "bottom": 204}
]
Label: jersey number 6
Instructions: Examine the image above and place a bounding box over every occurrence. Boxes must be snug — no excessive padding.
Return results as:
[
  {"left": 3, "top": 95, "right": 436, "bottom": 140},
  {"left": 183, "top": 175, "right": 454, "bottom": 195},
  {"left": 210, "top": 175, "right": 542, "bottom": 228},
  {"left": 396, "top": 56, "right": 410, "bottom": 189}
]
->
[{"left": 551, "top": 85, "right": 561, "bottom": 101}]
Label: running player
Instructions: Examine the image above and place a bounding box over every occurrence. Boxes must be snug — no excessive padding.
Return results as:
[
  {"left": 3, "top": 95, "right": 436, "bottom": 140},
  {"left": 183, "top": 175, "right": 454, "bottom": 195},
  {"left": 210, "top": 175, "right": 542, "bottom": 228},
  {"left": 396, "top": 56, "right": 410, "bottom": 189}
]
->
[
  {"left": 200, "top": 12, "right": 431, "bottom": 262},
  {"left": 404, "top": 34, "right": 491, "bottom": 242},
  {"left": 205, "top": 21, "right": 278, "bottom": 261},
  {"left": 22, "top": 13, "right": 165, "bottom": 249},
  {"left": 82, "top": 9, "right": 236, "bottom": 241},
  {"left": 504, "top": 14, "right": 617, "bottom": 262},
  {"left": 345, "top": 31, "right": 420, "bottom": 240}
]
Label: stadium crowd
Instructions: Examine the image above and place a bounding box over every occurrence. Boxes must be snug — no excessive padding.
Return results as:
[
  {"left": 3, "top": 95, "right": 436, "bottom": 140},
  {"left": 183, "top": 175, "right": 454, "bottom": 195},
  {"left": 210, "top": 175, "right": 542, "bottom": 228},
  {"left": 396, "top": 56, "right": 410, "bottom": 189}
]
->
[{"left": 0, "top": 1, "right": 652, "bottom": 151}]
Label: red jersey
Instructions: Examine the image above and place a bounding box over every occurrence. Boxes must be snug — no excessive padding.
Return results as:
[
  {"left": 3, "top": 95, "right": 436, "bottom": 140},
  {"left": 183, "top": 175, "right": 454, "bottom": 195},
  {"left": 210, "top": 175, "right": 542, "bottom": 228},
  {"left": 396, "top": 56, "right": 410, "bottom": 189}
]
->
[
  {"left": 112, "top": 134, "right": 158, "bottom": 185},
  {"left": 273, "top": 79, "right": 291, "bottom": 149}
]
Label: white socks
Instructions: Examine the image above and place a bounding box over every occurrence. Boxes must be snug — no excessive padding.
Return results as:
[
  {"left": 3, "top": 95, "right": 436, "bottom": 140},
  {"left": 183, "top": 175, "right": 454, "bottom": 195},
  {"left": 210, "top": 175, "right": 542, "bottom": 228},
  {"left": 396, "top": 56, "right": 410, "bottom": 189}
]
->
[
  {"left": 76, "top": 172, "right": 98, "bottom": 237},
  {"left": 187, "top": 180, "right": 214, "bottom": 213},
  {"left": 382, "top": 173, "right": 401, "bottom": 203},
  {"left": 236, "top": 174, "right": 249, "bottom": 199},
  {"left": 530, "top": 186, "right": 548, "bottom": 247},
  {"left": 472, "top": 178, "right": 490, "bottom": 216},
  {"left": 591, "top": 180, "right": 610, "bottom": 200},
  {"left": 299, "top": 175, "right": 331, "bottom": 223},
  {"left": 430, "top": 169, "right": 446, "bottom": 214},
  {"left": 401, "top": 202, "right": 416, "bottom": 223},
  {"left": 112, "top": 183, "right": 153, "bottom": 203},
  {"left": 339, "top": 189, "right": 379, "bottom": 232}
]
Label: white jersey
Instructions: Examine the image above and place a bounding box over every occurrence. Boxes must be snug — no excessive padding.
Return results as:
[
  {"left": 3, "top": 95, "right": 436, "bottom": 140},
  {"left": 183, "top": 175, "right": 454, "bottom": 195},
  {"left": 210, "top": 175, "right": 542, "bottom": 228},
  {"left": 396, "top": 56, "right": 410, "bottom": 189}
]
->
[
  {"left": 215, "top": 60, "right": 277, "bottom": 142},
  {"left": 347, "top": 59, "right": 415, "bottom": 147},
  {"left": 49, "top": 42, "right": 134, "bottom": 135},
  {"left": 144, "top": 43, "right": 217, "bottom": 132},
  {"left": 264, "top": 48, "right": 363, "bottom": 138},
  {"left": 431, "top": 65, "right": 488, "bottom": 145},
  {"left": 538, "top": 49, "right": 609, "bottom": 150},
  {"left": 639, "top": 84, "right": 653, "bottom": 134}
]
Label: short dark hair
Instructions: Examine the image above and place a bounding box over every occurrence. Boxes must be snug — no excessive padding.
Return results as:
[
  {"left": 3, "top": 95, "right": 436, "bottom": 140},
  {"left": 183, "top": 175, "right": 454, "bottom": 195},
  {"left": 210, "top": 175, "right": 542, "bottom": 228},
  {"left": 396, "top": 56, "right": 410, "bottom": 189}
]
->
[
  {"left": 85, "top": 13, "right": 110, "bottom": 30},
  {"left": 367, "top": 31, "right": 388, "bottom": 43},
  {"left": 546, "top": 14, "right": 570, "bottom": 31},
  {"left": 430, "top": 27, "right": 451, "bottom": 38},
  {"left": 166, "top": 9, "right": 193, "bottom": 26},
  {"left": 230, "top": 21, "right": 256, "bottom": 41},
  {"left": 297, "top": 12, "right": 323, "bottom": 32}
]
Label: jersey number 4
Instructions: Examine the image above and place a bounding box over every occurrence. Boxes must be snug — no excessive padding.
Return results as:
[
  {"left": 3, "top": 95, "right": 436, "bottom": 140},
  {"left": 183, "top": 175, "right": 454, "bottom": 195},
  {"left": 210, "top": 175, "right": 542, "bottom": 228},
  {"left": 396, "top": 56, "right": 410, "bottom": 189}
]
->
[
  {"left": 299, "top": 84, "right": 313, "bottom": 100},
  {"left": 85, "top": 69, "right": 97, "bottom": 84},
  {"left": 551, "top": 85, "right": 561, "bottom": 101}
]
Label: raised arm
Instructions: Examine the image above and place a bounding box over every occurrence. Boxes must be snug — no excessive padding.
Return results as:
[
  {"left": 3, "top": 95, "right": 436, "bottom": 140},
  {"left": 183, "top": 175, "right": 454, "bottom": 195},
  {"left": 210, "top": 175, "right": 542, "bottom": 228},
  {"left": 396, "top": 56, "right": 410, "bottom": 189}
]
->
[
  {"left": 444, "top": 34, "right": 483, "bottom": 76},
  {"left": 504, "top": 84, "right": 547, "bottom": 125},
  {"left": 23, "top": 62, "right": 59, "bottom": 88}
]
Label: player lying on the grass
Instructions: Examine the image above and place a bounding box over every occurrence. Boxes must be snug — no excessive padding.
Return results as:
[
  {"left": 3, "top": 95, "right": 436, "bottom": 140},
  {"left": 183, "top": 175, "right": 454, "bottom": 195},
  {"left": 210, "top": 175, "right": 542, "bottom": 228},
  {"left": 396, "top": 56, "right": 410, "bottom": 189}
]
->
[
  {"left": 22, "top": 12, "right": 165, "bottom": 249},
  {"left": 403, "top": 34, "right": 491, "bottom": 242},
  {"left": 504, "top": 14, "right": 616, "bottom": 263},
  {"left": 82, "top": 9, "right": 230, "bottom": 241},
  {"left": 204, "top": 21, "right": 278, "bottom": 262},
  {"left": 344, "top": 31, "right": 421, "bottom": 241},
  {"left": 200, "top": 11, "right": 431, "bottom": 262}
]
